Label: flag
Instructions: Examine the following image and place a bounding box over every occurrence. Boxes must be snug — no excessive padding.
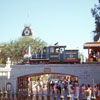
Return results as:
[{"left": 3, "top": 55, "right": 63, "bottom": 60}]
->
[{"left": 28, "top": 44, "right": 31, "bottom": 57}]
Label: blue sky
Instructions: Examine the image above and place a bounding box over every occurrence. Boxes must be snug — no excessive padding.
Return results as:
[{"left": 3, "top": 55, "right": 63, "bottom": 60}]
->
[{"left": 0, "top": 0, "right": 98, "bottom": 58}]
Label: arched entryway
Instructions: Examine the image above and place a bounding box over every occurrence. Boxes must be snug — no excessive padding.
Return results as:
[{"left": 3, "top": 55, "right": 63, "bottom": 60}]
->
[{"left": 17, "top": 73, "right": 78, "bottom": 93}]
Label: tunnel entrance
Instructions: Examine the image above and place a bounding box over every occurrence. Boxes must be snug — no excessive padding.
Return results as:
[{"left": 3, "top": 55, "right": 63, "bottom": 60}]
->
[{"left": 17, "top": 73, "right": 78, "bottom": 93}]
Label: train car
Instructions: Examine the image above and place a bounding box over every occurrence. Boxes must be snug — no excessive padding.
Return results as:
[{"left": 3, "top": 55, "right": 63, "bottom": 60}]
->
[
  {"left": 29, "top": 47, "right": 49, "bottom": 64},
  {"left": 64, "top": 50, "right": 80, "bottom": 63}
]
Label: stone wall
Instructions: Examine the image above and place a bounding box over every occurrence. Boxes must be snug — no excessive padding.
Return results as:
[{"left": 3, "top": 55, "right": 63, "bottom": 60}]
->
[{"left": 0, "top": 64, "right": 100, "bottom": 92}]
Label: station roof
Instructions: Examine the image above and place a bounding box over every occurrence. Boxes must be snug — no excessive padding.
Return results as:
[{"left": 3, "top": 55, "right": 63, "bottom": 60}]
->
[{"left": 83, "top": 42, "right": 100, "bottom": 51}]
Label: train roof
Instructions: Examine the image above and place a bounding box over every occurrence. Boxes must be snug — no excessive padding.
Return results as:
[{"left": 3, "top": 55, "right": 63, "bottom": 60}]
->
[{"left": 48, "top": 45, "right": 66, "bottom": 48}]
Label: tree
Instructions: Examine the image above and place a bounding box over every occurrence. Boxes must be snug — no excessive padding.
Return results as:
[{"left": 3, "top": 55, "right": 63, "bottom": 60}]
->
[
  {"left": 91, "top": 3, "right": 100, "bottom": 41},
  {"left": 0, "top": 37, "right": 47, "bottom": 64}
]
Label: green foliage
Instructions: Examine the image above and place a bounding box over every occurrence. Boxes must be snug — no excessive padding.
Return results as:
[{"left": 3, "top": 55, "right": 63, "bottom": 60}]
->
[
  {"left": 30, "top": 77, "right": 36, "bottom": 81},
  {"left": 78, "top": 52, "right": 84, "bottom": 59},
  {"left": 0, "top": 37, "right": 47, "bottom": 63},
  {"left": 0, "top": 59, "right": 2, "bottom": 64}
]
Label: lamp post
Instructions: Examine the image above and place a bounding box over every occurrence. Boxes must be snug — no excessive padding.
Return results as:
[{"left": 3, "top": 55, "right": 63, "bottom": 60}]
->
[
  {"left": 36, "top": 86, "right": 39, "bottom": 100},
  {"left": 30, "top": 81, "right": 34, "bottom": 100},
  {"left": 91, "top": 79, "right": 96, "bottom": 100},
  {"left": 60, "top": 88, "right": 64, "bottom": 100},
  {"left": 54, "top": 89, "right": 57, "bottom": 100},
  {"left": 0, "top": 83, "right": 3, "bottom": 100},
  {"left": 47, "top": 87, "right": 50, "bottom": 100},
  {"left": 4, "top": 80, "right": 8, "bottom": 100},
  {"left": 41, "top": 86, "right": 45, "bottom": 100},
  {"left": 67, "top": 78, "right": 71, "bottom": 100},
  {"left": 75, "top": 96, "right": 78, "bottom": 100}
]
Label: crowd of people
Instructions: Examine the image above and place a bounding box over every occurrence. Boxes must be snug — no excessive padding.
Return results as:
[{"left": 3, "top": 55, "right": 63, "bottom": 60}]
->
[
  {"left": 30, "top": 78, "right": 100, "bottom": 100},
  {"left": 46, "top": 79, "right": 100, "bottom": 100}
]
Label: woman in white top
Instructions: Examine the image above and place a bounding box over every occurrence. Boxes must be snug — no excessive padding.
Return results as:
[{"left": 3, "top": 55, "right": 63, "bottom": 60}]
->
[
  {"left": 74, "top": 82, "right": 80, "bottom": 100},
  {"left": 92, "top": 85, "right": 97, "bottom": 97}
]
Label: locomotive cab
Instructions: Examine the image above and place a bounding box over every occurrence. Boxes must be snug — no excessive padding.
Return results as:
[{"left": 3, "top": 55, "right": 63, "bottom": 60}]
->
[
  {"left": 43, "top": 47, "right": 49, "bottom": 59},
  {"left": 48, "top": 45, "right": 66, "bottom": 63}
]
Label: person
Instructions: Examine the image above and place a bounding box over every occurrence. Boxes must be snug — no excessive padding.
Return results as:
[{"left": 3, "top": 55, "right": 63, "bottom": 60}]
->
[
  {"left": 38, "top": 48, "right": 41, "bottom": 54},
  {"left": 92, "top": 85, "right": 97, "bottom": 97},
  {"left": 70, "top": 85, "right": 75, "bottom": 100},
  {"left": 47, "top": 80, "right": 51, "bottom": 93},
  {"left": 96, "top": 87, "right": 100, "bottom": 100},
  {"left": 24, "top": 48, "right": 28, "bottom": 54},
  {"left": 84, "top": 84, "right": 92, "bottom": 100},
  {"left": 38, "top": 48, "right": 41, "bottom": 58},
  {"left": 60, "top": 48, "right": 64, "bottom": 54},
  {"left": 74, "top": 82, "right": 80, "bottom": 100},
  {"left": 81, "top": 83, "right": 86, "bottom": 99}
]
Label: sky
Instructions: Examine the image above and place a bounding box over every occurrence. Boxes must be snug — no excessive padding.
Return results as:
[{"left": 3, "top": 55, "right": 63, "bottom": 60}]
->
[{"left": 0, "top": 0, "right": 99, "bottom": 58}]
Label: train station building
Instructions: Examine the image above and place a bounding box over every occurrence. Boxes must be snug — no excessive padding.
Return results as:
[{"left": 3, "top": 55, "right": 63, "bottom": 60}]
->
[{"left": 84, "top": 42, "right": 100, "bottom": 62}]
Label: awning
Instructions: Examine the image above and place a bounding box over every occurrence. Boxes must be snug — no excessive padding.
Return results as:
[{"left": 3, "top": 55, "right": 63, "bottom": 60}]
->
[{"left": 83, "top": 42, "right": 100, "bottom": 50}]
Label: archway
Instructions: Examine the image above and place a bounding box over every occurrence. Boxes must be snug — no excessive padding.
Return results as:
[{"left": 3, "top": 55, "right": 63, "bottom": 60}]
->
[{"left": 17, "top": 73, "right": 78, "bottom": 93}]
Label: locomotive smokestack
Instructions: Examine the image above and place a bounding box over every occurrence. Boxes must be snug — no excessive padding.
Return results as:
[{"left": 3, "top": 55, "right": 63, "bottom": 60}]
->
[{"left": 54, "top": 42, "right": 58, "bottom": 45}]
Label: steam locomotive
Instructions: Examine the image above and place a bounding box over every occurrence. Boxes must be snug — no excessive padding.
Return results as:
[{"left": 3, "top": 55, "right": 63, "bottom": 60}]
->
[{"left": 28, "top": 45, "right": 80, "bottom": 64}]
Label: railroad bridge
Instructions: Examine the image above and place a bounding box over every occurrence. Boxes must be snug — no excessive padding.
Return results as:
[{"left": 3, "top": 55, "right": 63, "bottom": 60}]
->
[{"left": 3, "top": 64, "right": 99, "bottom": 92}]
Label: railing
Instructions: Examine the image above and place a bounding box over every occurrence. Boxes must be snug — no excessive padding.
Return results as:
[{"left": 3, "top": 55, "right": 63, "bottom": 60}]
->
[{"left": 0, "top": 90, "right": 96, "bottom": 100}]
